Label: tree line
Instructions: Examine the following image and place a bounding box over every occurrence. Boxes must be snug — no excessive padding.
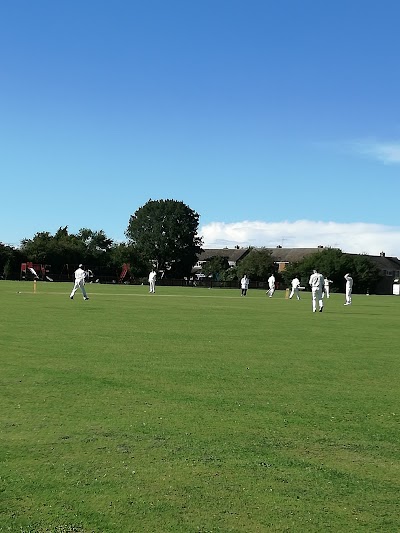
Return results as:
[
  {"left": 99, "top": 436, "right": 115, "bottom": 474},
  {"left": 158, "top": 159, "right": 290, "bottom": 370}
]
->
[
  {"left": 0, "top": 199, "right": 202, "bottom": 281},
  {"left": 203, "top": 247, "right": 381, "bottom": 294},
  {"left": 1, "top": 199, "right": 381, "bottom": 292}
]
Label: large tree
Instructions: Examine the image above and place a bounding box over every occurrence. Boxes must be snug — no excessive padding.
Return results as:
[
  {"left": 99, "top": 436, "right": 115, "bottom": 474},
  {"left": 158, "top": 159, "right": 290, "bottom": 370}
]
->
[{"left": 125, "top": 199, "right": 203, "bottom": 277}]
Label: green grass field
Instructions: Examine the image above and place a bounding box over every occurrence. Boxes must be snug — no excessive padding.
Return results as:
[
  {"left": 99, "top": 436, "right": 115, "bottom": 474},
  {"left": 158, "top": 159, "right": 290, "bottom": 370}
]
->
[{"left": 1, "top": 281, "right": 399, "bottom": 532}]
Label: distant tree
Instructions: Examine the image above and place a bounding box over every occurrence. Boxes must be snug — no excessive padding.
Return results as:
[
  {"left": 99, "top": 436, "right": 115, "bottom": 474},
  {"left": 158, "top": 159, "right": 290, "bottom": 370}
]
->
[
  {"left": 201, "top": 256, "right": 230, "bottom": 280},
  {"left": 21, "top": 228, "right": 85, "bottom": 271},
  {"left": 0, "top": 243, "right": 11, "bottom": 270},
  {"left": 281, "top": 248, "right": 381, "bottom": 293},
  {"left": 0, "top": 243, "right": 22, "bottom": 279},
  {"left": 52, "top": 227, "right": 87, "bottom": 267},
  {"left": 76, "top": 228, "right": 113, "bottom": 264},
  {"left": 351, "top": 254, "right": 381, "bottom": 294},
  {"left": 108, "top": 242, "right": 148, "bottom": 278},
  {"left": 220, "top": 265, "right": 238, "bottom": 282},
  {"left": 282, "top": 248, "right": 344, "bottom": 289},
  {"left": 20, "top": 232, "right": 53, "bottom": 263},
  {"left": 125, "top": 199, "right": 203, "bottom": 277},
  {"left": 20, "top": 227, "right": 117, "bottom": 276},
  {"left": 236, "top": 248, "right": 275, "bottom": 281}
]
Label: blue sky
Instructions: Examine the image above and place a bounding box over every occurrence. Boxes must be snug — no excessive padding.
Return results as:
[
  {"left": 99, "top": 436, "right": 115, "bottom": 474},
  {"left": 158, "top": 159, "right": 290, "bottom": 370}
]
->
[{"left": 1, "top": 0, "right": 400, "bottom": 255}]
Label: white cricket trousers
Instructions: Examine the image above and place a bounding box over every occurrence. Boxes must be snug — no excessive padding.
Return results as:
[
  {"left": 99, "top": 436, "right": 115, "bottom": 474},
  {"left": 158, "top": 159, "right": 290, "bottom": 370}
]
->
[
  {"left": 345, "top": 288, "right": 352, "bottom": 304},
  {"left": 312, "top": 287, "right": 323, "bottom": 312},
  {"left": 70, "top": 280, "right": 88, "bottom": 299},
  {"left": 289, "top": 287, "right": 300, "bottom": 300},
  {"left": 267, "top": 286, "right": 275, "bottom": 297}
]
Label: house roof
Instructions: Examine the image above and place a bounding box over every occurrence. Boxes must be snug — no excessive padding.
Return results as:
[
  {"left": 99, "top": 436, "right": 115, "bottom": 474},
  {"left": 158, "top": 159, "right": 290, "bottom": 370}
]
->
[
  {"left": 197, "top": 248, "right": 251, "bottom": 263},
  {"left": 267, "top": 248, "right": 322, "bottom": 262},
  {"left": 348, "top": 254, "right": 400, "bottom": 271},
  {"left": 197, "top": 248, "right": 400, "bottom": 270},
  {"left": 197, "top": 247, "right": 322, "bottom": 264}
]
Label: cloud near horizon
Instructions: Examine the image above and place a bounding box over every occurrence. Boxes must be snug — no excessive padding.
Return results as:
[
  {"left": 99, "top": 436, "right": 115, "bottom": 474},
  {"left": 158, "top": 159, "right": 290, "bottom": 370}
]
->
[
  {"left": 352, "top": 140, "right": 400, "bottom": 164},
  {"left": 199, "top": 220, "right": 400, "bottom": 257}
]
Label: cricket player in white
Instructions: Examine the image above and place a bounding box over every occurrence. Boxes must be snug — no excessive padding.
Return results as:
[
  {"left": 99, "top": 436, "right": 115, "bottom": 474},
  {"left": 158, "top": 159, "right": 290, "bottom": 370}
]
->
[
  {"left": 70, "top": 264, "right": 89, "bottom": 300},
  {"left": 148, "top": 269, "right": 157, "bottom": 293},
  {"left": 267, "top": 274, "right": 276, "bottom": 297},
  {"left": 309, "top": 269, "right": 324, "bottom": 312},
  {"left": 322, "top": 277, "right": 333, "bottom": 298},
  {"left": 289, "top": 277, "right": 301, "bottom": 300},
  {"left": 344, "top": 273, "right": 353, "bottom": 305}
]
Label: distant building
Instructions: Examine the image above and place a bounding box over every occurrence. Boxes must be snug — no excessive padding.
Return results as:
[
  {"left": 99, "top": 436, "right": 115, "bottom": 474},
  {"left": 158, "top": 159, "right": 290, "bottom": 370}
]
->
[
  {"left": 268, "top": 247, "right": 323, "bottom": 272},
  {"left": 349, "top": 252, "right": 400, "bottom": 295},
  {"left": 192, "top": 248, "right": 251, "bottom": 278}
]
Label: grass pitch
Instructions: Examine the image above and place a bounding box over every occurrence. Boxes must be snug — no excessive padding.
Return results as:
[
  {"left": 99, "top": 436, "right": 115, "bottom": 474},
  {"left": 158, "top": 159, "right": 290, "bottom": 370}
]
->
[{"left": 0, "top": 281, "right": 399, "bottom": 532}]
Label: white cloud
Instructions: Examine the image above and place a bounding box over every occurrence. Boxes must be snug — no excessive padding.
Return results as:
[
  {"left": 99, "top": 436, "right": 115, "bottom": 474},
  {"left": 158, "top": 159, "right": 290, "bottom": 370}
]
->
[
  {"left": 353, "top": 140, "right": 400, "bottom": 164},
  {"left": 199, "top": 220, "right": 400, "bottom": 257}
]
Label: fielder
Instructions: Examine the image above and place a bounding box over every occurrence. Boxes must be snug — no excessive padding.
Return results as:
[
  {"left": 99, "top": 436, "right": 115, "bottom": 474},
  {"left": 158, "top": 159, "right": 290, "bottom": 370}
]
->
[
  {"left": 289, "top": 277, "right": 301, "bottom": 300},
  {"left": 70, "top": 264, "right": 89, "bottom": 300},
  {"left": 267, "top": 274, "right": 276, "bottom": 297},
  {"left": 322, "top": 276, "right": 333, "bottom": 298},
  {"left": 309, "top": 269, "right": 324, "bottom": 312},
  {"left": 344, "top": 273, "right": 353, "bottom": 305},
  {"left": 148, "top": 269, "right": 157, "bottom": 293}
]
